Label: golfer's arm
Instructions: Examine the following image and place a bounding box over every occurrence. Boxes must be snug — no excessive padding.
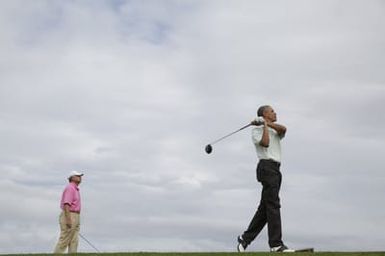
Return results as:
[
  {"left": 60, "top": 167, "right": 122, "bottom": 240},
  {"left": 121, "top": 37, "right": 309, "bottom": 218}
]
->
[
  {"left": 267, "top": 123, "right": 287, "bottom": 137},
  {"left": 259, "top": 124, "right": 270, "bottom": 147},
  {"left": 63, "top": 204, "right": 71, "bottom": 221}
]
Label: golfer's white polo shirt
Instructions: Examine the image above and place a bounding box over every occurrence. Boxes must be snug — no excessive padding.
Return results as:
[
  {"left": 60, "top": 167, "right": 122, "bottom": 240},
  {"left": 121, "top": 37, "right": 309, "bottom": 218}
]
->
[{"left": 252, "top": 126, "right": 284, "bottom": 163}]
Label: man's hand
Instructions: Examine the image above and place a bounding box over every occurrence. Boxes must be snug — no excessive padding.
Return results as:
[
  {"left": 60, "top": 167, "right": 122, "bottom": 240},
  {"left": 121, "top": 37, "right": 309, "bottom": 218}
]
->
[
  {"left": 63, "top": 204, "right": 72, "bottom": 229},
  {"left": 65, "top": 217, "right": 72, "bottom": 229},
  {"left": 251, "top": 117, "right": 265, "bottom": 126}
]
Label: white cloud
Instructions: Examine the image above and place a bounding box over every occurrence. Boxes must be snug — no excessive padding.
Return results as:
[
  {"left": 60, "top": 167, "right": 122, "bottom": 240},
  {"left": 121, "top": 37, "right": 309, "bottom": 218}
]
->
[{"left": 0, "top": 0, "right": 384, "bottom": 253}]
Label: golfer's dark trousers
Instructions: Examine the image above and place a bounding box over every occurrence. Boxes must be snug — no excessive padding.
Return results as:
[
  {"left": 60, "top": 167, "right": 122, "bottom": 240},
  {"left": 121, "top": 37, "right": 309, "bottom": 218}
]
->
[{"left": 242, "top": 159, "right": 283, "bottom": 248}]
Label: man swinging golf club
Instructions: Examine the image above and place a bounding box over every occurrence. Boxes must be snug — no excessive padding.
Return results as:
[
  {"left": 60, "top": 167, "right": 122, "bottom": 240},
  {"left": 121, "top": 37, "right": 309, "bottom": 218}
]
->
[{"left": 237, "top": 105, "right": 294, "bottom": 253}]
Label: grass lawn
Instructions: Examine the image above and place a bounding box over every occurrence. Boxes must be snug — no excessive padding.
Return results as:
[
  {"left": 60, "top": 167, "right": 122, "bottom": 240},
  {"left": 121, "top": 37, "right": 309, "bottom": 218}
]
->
[{"left": 1, "top": 252, "right": 384, "bottom": 256}]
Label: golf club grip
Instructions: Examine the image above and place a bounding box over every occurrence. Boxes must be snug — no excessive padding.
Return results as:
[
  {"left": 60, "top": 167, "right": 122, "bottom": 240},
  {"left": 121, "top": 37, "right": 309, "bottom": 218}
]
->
[{"left": 210, "top": 123, "right": 251, "bottom": 145}]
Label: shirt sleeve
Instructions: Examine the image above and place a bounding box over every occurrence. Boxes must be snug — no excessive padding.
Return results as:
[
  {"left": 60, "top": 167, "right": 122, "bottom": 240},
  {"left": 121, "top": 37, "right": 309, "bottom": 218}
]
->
[
  {"left": 252, "top": 127, "right": 263, "bottom": 145},
  {"left": 62, "top": 186, "right": 74, "bottom": 206}
]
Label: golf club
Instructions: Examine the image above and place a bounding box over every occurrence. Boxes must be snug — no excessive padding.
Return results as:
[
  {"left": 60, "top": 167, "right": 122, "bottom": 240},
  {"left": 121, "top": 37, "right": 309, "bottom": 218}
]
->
[
  {"left": 205, "top": 116, "right": 265, "bottom": 154},
  {"left": 79, "top": 233, "right": 101, "bottom": 253},
  {"left": 205, "top": 123, "right": 252, "bottom": 154}
]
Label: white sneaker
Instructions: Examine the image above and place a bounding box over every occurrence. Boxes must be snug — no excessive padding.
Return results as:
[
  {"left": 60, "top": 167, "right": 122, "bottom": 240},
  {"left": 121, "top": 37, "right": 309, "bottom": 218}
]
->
[
  {"left": 270, "top": 245, "right": 295, "bottom": 253},
  {"left": 237, "top": 236, "right": 248, "bottom": 252}
]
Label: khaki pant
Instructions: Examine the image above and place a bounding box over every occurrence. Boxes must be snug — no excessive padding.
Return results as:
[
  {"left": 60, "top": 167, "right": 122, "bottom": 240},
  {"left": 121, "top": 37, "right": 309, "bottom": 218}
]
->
[{"left": 54, "top": 211, "right": 80, "bottom": 254}]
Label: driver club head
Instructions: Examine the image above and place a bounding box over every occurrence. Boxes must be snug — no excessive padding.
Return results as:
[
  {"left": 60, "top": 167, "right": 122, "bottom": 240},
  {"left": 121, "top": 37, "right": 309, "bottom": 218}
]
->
[{"left": 205, "top": 144, "right": 213, "bottom": 154}]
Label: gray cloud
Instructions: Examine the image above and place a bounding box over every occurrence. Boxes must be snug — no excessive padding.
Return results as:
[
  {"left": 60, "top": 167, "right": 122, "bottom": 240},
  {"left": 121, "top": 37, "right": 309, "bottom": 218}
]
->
[{"left": 0, "top": 0, "right": 384, "bottom": 253}]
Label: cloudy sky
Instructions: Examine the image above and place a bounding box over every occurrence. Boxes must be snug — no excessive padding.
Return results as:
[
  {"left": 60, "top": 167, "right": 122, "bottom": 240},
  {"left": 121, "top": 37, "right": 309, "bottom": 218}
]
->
[{"left": 1, "top": 0, "right": 384, "bottom": 254}]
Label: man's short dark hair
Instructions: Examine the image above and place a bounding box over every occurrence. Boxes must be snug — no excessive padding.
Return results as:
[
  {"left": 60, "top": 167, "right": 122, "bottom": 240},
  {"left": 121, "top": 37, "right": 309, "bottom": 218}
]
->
[{"left": 257, "top": 105, "right": 270, "bottom": 117}]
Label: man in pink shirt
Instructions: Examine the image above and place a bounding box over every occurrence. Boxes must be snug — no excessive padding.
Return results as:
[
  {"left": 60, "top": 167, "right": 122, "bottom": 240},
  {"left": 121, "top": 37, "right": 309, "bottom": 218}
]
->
[{"left": 54, "top": 171, "right": 84, "bottom": 254}]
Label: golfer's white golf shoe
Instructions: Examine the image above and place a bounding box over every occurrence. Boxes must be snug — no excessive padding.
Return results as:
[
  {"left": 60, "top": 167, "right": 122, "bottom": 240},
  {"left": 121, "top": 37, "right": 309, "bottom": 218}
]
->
[
  {"left": 237, "top": 235, "right": 248, "bottom": 252},
  {"left": 270, "top": 244, "right": 295, "bottom": 253}
]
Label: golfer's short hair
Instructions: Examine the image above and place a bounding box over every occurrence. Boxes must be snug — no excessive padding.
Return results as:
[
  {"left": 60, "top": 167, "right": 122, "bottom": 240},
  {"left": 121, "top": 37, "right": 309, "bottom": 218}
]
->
[{"left": 257, "top": 105, "right": 270, "bottom": 117}]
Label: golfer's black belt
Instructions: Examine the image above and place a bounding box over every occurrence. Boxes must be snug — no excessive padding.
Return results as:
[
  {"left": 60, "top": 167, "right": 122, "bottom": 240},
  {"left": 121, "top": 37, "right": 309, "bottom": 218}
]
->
[{"left": 260, "top": 159, "right": 281, "bottom": 168}]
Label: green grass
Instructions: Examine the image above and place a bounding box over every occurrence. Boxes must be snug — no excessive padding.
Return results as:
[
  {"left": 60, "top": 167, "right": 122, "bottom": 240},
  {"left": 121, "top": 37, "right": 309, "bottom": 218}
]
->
[{"left": 2, "top": 252, "right": 385, "bottom": 256}]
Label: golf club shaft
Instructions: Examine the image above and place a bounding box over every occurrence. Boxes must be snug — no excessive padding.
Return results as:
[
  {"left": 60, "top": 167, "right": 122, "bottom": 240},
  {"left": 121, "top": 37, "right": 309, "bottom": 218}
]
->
[
  {"left": 210, "top": 123, "right": 251, "bottom": 145},
  {"left": 79, "top": 233, "right": 101, "bottom": 253}
]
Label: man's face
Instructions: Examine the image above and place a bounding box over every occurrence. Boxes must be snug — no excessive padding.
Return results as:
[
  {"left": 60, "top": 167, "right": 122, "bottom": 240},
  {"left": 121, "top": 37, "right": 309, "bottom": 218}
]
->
[
  {"left": 263, "top": 106, "right": 277, "bottom": 122},
  {"left": 71, "top": 175, "right": 82, "bottom": 184}
]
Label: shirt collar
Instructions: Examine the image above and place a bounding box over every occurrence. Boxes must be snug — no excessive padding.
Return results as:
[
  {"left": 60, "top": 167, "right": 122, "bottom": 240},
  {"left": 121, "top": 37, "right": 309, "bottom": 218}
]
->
[{"left": 70, "top": 182, "right": 80, "bottom": 191}]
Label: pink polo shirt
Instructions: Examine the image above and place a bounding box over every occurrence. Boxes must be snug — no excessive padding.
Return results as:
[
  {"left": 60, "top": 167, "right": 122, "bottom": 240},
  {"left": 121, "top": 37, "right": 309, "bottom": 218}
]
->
[{"left": 60, "top": 182, "right": 81, "bottom": 212}]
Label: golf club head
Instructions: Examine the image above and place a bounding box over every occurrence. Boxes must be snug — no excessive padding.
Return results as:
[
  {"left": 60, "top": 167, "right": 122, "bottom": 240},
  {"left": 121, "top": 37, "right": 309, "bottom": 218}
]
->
[{"left": 205, "top": 144, "right": 213, "bottom": 154}]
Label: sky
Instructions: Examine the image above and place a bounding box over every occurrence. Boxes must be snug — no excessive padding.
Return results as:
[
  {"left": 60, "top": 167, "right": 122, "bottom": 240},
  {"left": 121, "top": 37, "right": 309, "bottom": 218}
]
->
[{"left": 0, "top": 0, "right": 384, "bottom": 254}]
